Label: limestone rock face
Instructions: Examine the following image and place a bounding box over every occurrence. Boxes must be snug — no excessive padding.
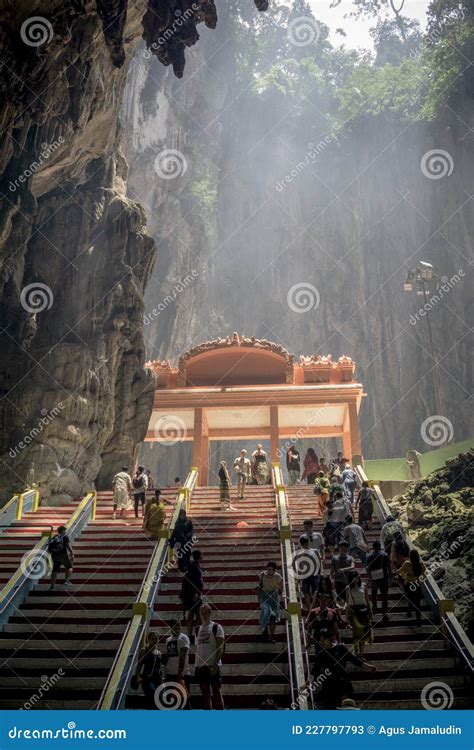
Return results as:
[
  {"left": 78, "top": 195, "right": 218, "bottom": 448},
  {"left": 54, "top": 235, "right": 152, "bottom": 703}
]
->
[
  {"left": 390, "top": 450, "right": 474, "bottom": 638},
  {"left": 0, "top": 1, "right": 259, "bottom": 500}
]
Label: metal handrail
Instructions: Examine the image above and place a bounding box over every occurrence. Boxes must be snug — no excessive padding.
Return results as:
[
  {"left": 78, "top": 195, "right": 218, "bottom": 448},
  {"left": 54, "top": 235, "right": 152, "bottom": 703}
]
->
[
  {"left": 0, "top": 488, "right": 40, "bottom": 533},
  {"left": 272, "top": 465, "right": 311, "bottom": 710},
  {"left": 355, "top": 464, "right": 473, "bottom": 672},
  {"left": 98, "top": 468, "right": 199, "bottom": 710},
  {"left": 0, "top": 491, "right": 96, "bottom": 628}
]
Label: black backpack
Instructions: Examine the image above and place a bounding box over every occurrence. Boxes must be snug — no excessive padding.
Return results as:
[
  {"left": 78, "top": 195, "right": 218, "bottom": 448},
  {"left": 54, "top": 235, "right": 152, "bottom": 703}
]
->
[
  {"left": 48, "top": 534, "right": 65, "bottom": 554},
  {"left": 133, "top": 474, "right": 144, "bottom": 489}
]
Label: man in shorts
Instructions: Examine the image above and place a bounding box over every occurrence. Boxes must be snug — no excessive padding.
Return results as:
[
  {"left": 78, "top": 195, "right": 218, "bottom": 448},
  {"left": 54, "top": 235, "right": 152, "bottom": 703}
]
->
[
  {"left": 195, "top": 603, "right": 225, "bottom": 710},
  {"left": 164, "top": 619, "right": 191, "bottom": 709},
  {"left": 233, "top": 449, "right": 251, "bottom": 499},
  {"left": 48, "top": 526, "right": 74, "bottom": 590}
]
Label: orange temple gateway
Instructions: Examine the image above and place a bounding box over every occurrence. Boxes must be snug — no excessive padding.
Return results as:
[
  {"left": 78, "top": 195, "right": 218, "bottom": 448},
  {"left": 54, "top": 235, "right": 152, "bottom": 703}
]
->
[{"left": 146, "top": 333, "right": 365, "bottom": 485}]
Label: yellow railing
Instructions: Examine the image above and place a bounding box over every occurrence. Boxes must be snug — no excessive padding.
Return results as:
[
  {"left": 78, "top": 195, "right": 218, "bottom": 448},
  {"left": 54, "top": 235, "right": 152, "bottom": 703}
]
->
[
  {"left": 272, "top": 464, "right": 309, "bottom": 710},
  {"left": 0, "top": 487, "right": 40, "bottom": 523},
  {"left": 98, "top": 467, "right": 199, "bottom": 710},
  {"left": 0, "top": 490, "right": 96, "bottom": 625}
]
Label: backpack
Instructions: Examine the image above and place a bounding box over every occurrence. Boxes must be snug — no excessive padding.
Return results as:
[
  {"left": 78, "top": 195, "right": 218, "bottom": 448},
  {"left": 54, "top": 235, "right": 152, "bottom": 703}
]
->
[
  {"left": 48, "top": 534, "right": 65, "bottom": 554},
  {"left": 133, "top": 474, "right": 144, "bottom": 489},
  {"left": 212, "top": 622, "right": 225, "bottom": 658}
]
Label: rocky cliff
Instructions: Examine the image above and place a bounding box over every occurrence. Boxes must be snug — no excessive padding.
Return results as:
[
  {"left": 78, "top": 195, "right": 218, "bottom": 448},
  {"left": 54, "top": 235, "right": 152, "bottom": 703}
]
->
[{"left": 0, "top": 0, "right": 267, "bottom": 502}]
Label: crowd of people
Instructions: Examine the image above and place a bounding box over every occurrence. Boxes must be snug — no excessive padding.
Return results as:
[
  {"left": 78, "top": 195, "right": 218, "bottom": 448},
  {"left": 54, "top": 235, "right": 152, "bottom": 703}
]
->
[{"left": 44, "top": 449, "right": 425, "bottom": 710}]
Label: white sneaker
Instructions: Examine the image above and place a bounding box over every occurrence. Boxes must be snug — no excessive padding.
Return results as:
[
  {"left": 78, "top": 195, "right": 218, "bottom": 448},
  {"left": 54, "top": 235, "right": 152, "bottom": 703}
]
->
[{"left": 64, "top": 580, "right": 72, "bottom": 586}]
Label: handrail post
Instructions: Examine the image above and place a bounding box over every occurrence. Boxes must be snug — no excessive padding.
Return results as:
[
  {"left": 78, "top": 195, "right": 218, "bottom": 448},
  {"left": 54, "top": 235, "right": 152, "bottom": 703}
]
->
[
  {"left": 15, "top": 493, "right": 24, "bottom": 521},
  {"left": 32, "top": 489, "right": 40, "bottom": 512}
]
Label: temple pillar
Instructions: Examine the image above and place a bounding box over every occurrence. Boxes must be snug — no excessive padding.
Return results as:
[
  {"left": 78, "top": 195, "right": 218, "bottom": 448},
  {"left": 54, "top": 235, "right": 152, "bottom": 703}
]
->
[
  {"left": 270, "top": 405, "right": 280, "bottom": 464},
  {"left": 201, "top": 434, "right": 209, "bottom": 486},
  {"left": 348, "top": 401, "right": 362, "bottom": 464},
  {"left": 192, "top": 408, "right": 204, "bottom": 486},
  {"left": 342, "top": 431, "right": 352, "bottom": 462}
]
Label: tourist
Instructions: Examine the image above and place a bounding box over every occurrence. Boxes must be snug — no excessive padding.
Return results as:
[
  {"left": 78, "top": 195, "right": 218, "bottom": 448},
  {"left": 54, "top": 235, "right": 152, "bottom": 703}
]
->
[
  {"left": 330, "top": 541, "right": 354, "bottom": 601},
  {"left": 341, "top": 463, "right": 358, "bottom": 505},
  {"left": 137, "top": 631, "right": 161, "bottom": 709},
  {"left": 302, "top": 519, "right": 325, "bottom": 561},
  {"left": 143, "top": 489, "right": 166, "bottom": 539},
  {"left": 313, "top": 471, "right": 330, "bottom": 515},
  {"left": 260, "top": 698, "right": 279, "bottom": 709},
  {"left": 195, "top": 603, "right": 225, "bottom": 710},
  {"left": 132, "top": 465, "right": 148, "bottom": 519},
  {"left": 343, "top": 516, "right": 368, "bottom": 565},
  {"left": 286, "top": 445, "right": 301, "bottom": 485},
  {"left": 146, "top": 469, "right": 155, "bottom": 489},
  {"left": 312, "top": 630, "right": 376, "bottom": 709},
  {"left": 48, "top": 525, "right": 74, "bottom": 590},
  {"left": 302, "top": 448, "right": 319, "bottom": 484},
  {"left": 257, "top": 561, "right": 283, "bottom": 642},
  {"left": 345, "top": 569, "right": 373, "bottom": 657},
  {"left": 327, "top": 491, "right": 351, "bottom": 547},
  {"left": 356, "top": 481, "right": 375, "bottom": 530},
  {"left": 366, "top": 541, "right": 390, "bottom": 622},
  {"left": 233, "top": 449, "right": 251, "bottom": 499},
  {"left": 390, "top": 535, "right": 410, "bottom": 575},
  {"left": 252, "top": 444, "right": 269, "bottom": 485},
  {"left": 329, "top": 475, "right": 344, "bottom": 503},
  {"left": 380, "top": 515, "right": 405, "bottom": 557},
  {"left": 180, "top": 549, "right": 204, "bottom": 640},
  {"left": 314, "top": 471, "right": 330, "bottom": 513},
  {"left": 397, "top": 548, "right": 426, "bottom": 626},
  {"left": 174, "top": 477, "right": 181, "bottom": 489},
  {"left": 170, "top": 508, "right": 194, "bottom": 573},
  {"left": 319, "top": 457, "right": 329, "bottom": 474},
  {"left": 296, "top": 535, "right": 321, "bottom": 611},
  {"left": 112, "top": 466, "right": 132, "bottom": 519},
  {"left": 218, "top": 460, "right": 235, "bottom": 510},
  {"left": 164, "top": 619, "right": 191, "bottom": 708},
  {"left": 329, "top": 451, "right": 345, "bottom": 474},
  {"left": 306, "top": 581, "right": 341, "bottom": 647}
]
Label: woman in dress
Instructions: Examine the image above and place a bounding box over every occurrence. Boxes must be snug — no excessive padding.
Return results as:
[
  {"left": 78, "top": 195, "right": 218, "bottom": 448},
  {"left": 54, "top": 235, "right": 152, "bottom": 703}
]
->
[
  {"left": 252, "top": 444, "right": 269, "bottom": 485},
  {"left": 143, "top": 490, "right": 166, "bottom": 539},
  {"left": 302, "top": 449, "right": 319, "bottom": 484},
  {"left": 345, "top": 570, "right": 373, "bottom": 657},
  {"left": 397, "top": 548, "right": 426, "bottom": 626},
  {"left": 357, "top": 481, "right": 375, "bottom": 530},
  {"left": 257, "top": 561, "right": 283, "bottom": 642}
]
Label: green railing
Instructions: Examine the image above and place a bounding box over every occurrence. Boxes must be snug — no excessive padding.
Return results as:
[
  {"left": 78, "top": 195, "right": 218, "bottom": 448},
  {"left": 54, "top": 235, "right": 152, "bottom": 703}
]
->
[
  {"left": 355, "top": 465, "right": 473, "bottom": 672},
  {"left": 272, "top": 464, "right": 311, "bottom": 710},
  {"left": 0, "top": 491, "right": 96, "bottom": 629},
  {"left": 98, "top": 468, "right": 199, "bottom": 710}
]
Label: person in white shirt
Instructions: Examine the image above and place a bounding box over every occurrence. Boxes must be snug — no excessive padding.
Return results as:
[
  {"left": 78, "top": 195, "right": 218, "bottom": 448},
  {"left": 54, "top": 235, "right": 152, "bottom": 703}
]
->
[
  {"left": 132, "top": 465, "right": 148, "bottom": 519},
  {"left": 295, "top": 535, "right": 322, "bottom": 611},
  {"left": 343, "top": 516, "right": 369, "bottom": 565},
  {"left": 195, "top": 604, "right": 225, "bottom": 710},
  {"left": 233, "top": 449, "right": 251, "bottom": 499},
  {"left": 302, "top": 519, "right": 325, "bottom": 571},
  {"left": 164, "top": 619, "right": 191, "bottom": 709},
  {"left": 112, "top": 466, "right": 132, "bottom": 519}
]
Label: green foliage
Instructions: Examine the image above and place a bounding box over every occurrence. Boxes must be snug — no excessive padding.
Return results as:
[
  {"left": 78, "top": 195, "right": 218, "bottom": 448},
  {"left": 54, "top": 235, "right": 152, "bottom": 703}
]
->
[{"left": 189, "top": 179, "right": 217, "bottom": 214}]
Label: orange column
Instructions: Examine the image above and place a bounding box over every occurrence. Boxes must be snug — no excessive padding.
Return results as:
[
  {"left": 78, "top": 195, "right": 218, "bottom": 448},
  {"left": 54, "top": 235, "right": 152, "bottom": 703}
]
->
[
  {"left": 201, "top": 434, "right": 209, "bottom": 486},
  {"left": 348, "top": 401, "right": 362, "bottom": 463},
  {"left": 192, "top": 408, "right": 204, "bottom": 486},
  {"left": 270, "top": 405, "right": 280, "bottom": 464}
]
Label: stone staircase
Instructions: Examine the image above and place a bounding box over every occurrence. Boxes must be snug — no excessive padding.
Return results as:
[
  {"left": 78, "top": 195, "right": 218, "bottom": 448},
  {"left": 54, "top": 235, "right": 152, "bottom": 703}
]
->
[
  {"left": 128, "top": 484, "right": 291, "bottom": 709},
  {"left": 286, "top": 484, "right": 472, "bottom": 709},
  {"left": 0, "top": 489, "right": 176, "bottom": 709}
]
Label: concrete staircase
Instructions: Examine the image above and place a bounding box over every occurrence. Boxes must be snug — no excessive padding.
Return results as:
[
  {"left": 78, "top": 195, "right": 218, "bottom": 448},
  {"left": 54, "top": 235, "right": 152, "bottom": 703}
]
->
[
  {"left": 0, "top": 489, "right": 175, "bottom": 709},
  {"left": 286, "top": 484, "right": 472, "bottom": 709},
  {"left": 129, "top": 485, "right": 291, "bottom": 709}
]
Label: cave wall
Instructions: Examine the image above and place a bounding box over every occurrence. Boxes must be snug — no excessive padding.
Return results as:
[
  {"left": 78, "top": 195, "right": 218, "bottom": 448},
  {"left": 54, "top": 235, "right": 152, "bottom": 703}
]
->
[{"left": 122, "top": 13, "right": 473, "bottom": 484}]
